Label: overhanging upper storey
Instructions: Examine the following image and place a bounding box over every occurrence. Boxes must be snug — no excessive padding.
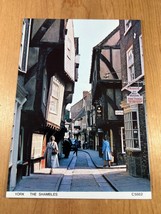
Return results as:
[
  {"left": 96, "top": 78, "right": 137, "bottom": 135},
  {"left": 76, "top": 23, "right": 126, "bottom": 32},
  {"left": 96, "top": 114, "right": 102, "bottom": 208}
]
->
[{"left": 89, "top": 26, "right": 122, "bottom": 103}]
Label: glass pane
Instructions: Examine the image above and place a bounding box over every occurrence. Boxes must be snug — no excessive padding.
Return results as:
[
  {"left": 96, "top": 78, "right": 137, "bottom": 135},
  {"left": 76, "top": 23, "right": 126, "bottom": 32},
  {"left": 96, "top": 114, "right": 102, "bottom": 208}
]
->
[
  {"left": 133, "top": 120, "right": 138, "bottom": 129},
  {"left": 134, "top": 139, "right": 139, "bottom": 148},
  {"left": 52, "top": 82, "right": 59, "bottom": 98},
  {"left": 133, "top": 130, "right": 138, "bottom": 139},
  {"left": 132, "top": 112, "right": 137, "bottom": 120}
]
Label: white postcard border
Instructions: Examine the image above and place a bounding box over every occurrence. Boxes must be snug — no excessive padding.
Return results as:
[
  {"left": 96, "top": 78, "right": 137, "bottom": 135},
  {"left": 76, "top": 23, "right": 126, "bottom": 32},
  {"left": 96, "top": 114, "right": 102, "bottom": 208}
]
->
[{"left": 6, "top": 191, "right": 152, "bottom": 200}]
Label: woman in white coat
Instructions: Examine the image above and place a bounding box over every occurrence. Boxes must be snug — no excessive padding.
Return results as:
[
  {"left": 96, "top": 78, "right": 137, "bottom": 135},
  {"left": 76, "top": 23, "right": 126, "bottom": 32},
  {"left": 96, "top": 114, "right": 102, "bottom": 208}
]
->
[{"left": 44, "top": 135, "right": 59, "bottom": 174}]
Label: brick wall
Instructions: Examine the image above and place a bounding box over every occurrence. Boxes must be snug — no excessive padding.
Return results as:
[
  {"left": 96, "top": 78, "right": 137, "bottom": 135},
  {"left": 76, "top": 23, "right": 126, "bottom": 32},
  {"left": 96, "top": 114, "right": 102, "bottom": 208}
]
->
[{"left": 119, "top": 20, "right": 149, "bottom": 178}]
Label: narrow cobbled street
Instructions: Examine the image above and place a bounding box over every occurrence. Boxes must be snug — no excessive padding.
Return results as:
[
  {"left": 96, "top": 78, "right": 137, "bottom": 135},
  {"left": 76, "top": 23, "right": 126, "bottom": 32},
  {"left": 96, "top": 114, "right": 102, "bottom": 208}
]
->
[{"left": 58, "top": 151, "right": 114, "bottom": 192}]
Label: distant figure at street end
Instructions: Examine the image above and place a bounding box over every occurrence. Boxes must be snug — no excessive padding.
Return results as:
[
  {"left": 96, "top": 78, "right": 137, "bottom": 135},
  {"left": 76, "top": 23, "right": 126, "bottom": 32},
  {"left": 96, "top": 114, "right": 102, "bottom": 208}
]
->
[
  {"left": 73, "top": 139, "right": 79, "bottom": 156},
  {"left": 44, "top": 135, "right": 59, "bottom": 174},
  {"left": 63, "top": 139, "right": 71, "bottom": 158},
  {"left": 102, "top": 135, "right": 112, "bottom": 168}
]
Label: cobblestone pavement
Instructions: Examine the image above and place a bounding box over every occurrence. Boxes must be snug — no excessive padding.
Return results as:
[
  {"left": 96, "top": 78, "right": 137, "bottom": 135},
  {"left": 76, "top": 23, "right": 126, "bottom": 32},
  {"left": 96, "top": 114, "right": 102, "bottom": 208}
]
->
[
  {"left": 58, "top": 151, "right": 114, "bottom": 192},
  {"left": 84, "top": 149, "right": 151, "bottom": 192}
]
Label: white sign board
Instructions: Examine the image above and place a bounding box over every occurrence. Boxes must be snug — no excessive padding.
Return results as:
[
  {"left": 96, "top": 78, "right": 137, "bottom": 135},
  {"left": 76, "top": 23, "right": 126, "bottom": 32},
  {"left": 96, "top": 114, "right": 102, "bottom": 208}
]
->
[{"left": 115, "top": 110, "right": 124, "bottom": 115}]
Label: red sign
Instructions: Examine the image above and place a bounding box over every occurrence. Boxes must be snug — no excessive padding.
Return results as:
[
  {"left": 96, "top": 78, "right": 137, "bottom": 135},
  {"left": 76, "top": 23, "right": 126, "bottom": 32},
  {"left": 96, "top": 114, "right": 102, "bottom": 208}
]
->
[{"left": 127, "top": 94, "right": 143, "bottom": 104}]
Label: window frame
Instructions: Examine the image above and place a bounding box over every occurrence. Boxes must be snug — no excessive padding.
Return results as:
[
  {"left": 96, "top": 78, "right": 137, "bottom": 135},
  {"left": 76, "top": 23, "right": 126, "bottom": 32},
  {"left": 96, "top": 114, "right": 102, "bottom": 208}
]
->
[
  {"left": 124, "top": 20, "right": 132, "bottom": 35},
  {"left": 121, "top": 127, "right": 126, "bottom": 153},
  {"left": 18, "top": 19, "right": 31, "bottom": 73},
  {"left": 124, "top": 106, "right": 141, "bottom": 151},
  {"left": 17, "top": 127, "right": 24, "bottom": 164},
  {"left": 42, "top": 70, "right": 48, "bottom": 106},
  {"left": 139, "top": 35, "right": 144, "bottom": 75},
  {"left": 49, "top": 80, "right": 59, "bottom": 115},
  {"left": 126, "top": 45, "right": 135, "bottom": 83},
  {"left": 31, "top": 133, "right": 44, "bottom": 159}
]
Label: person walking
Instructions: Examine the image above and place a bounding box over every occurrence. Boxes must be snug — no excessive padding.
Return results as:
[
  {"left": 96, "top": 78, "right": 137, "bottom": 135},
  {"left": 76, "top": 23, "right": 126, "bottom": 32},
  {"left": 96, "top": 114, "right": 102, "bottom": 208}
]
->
[
  {"left": 73, "top": 139, "right": 78, "bottom": 156},
  {"left": 44, "top": 135, "right": 59, "bottom": 174},
  {"left": 102, "top": 135, "right": 112, "bottom": 168},
  {"left": 63, "top": 138, "right": 71, "bottom": 158}
]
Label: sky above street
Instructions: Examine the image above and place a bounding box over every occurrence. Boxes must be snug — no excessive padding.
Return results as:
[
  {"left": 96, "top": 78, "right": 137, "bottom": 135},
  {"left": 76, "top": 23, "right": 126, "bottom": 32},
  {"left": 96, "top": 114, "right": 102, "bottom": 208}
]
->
[{"left": 66, "top": 19, "right": 119, "bottom": 110}]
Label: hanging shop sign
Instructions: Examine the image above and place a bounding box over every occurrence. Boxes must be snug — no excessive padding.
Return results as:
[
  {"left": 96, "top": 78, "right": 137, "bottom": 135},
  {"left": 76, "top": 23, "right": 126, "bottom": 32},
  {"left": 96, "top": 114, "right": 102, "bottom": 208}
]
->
[{"left": 126, "top": 87, "right": 143, "bottom": 104}]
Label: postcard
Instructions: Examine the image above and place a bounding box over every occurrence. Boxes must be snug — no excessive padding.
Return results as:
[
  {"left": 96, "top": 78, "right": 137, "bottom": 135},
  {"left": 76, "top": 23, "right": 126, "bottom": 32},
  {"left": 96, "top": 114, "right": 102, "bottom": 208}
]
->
[{"left": 6, "top": 18, "right": 151, "bottom": 199}]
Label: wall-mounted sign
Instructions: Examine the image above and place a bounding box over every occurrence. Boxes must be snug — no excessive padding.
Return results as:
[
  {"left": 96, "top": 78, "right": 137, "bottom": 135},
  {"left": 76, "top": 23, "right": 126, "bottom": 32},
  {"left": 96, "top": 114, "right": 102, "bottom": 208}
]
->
[{"left": 115, "top": 110, "right": 124, "bottom": 115}]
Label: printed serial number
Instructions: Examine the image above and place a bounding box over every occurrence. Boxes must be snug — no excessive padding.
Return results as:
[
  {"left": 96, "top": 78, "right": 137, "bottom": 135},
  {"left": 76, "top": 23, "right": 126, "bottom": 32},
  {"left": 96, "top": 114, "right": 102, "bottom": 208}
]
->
[{"left": 131, "top": 192, "right": 143, "bottom": 196}]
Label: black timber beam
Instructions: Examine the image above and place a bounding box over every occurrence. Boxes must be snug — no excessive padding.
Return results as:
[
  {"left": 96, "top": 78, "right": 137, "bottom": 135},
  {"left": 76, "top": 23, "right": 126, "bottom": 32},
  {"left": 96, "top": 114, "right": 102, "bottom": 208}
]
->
[{"left": 30, "top": 19, "right": 56, "bottom": 47}]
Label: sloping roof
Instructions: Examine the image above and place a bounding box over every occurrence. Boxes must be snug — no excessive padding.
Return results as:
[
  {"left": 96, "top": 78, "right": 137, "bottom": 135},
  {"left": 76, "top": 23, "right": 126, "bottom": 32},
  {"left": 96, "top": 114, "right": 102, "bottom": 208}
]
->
[{"left": 95, "top": 25, "right": 120, "bottom": 48}]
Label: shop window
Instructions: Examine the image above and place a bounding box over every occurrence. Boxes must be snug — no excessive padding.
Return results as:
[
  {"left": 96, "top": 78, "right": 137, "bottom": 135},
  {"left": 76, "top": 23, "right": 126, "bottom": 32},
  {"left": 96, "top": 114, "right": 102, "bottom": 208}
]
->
[
  {"left": 124, "top": 108, "right": 141, "bottom": 151},
  {"left": 31, "top": 134, "right": 44, "bottom": 159}
]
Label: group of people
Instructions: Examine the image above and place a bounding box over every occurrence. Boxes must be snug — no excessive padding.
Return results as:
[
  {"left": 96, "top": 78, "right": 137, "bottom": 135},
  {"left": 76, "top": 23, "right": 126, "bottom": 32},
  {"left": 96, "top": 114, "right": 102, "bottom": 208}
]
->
[
  {"left": 63, "top": 138, "right": 79, "bottom": 158},
  {"left": 44, "top": 134, "right": 112, "bottom": 174}
]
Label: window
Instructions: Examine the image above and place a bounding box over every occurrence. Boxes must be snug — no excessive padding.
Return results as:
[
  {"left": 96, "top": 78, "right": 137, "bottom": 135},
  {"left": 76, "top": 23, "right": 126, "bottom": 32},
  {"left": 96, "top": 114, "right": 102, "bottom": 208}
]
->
[
  {"left": 49, "top": 98, "right": 58, "bottom": 114},
  {"left": 121, "top": 127, "right": 126, "bottom": 153},
  {"left": 139, "top": 35, "right": 144, "bottom": 75},
  {"left": 9, "top": 101, "right": 18, "bottom": 167},
  {"left": 52, "top": 82, "right": 59, "bottom": 98},
  {"left": 126, "top": 46, "right": 135, "bottom": 83},
  {"left": 18, "top": 19, "right": 31, "bottom": 73},
  {"left": 31, "top": 134, "right": 44, "bottom": 159},
  {"left": 17, "top": 128, "right": 24, "bottom": 163},
  {"left": 124, "top": 108, "right": 141, "bottom": 150},
  {"left": 124, "top": 20, "right": 132, "bottom": 34},
  {"left": 67, "top": 38, "right": 71, "bottom": 60},
  {"left": 49, "top": 81, "right": 59, "bottom": 114},
  {"left": 42, "top": 70, "right": 48, "bottom": 106}
]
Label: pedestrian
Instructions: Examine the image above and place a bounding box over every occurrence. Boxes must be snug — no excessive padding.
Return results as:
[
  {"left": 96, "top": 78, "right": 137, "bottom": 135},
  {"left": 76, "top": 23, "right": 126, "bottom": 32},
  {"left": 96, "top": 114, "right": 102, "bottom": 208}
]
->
[
  {"left": 63, "top": 139, "right": 71, "bottom": 158},
  {"left": 44, "top": 135, "right": 59, "bottom": 174},
  {"left": 102, "top": 135, "right": 112, "bottom": 168},
  {"left": 73, "top": 139, "right": 78, "bottom": 156}
]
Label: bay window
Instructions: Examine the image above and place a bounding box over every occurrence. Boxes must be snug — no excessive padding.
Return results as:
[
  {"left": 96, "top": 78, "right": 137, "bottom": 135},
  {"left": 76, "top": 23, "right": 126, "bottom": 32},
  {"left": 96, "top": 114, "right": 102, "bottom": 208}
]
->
[
  {"left": 124, "top": 106, "right": 141, "bottom": 150},
  {"left": 49, "top": 81, "right": 59, "bottom": 114}
]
